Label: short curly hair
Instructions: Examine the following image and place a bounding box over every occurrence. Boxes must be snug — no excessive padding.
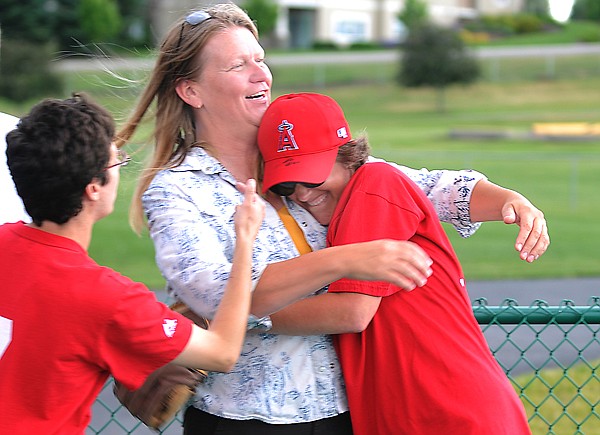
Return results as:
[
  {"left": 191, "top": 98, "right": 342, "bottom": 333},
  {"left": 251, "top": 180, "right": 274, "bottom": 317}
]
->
[{"left": 6, "top": 93, "right": 115, "bottom": 225}]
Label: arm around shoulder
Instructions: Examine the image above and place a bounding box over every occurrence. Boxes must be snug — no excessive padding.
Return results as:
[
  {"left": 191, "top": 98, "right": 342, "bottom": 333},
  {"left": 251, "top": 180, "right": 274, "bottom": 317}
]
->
[
  {"left": 251, "top": 239, "right": 432, "bottom": 318},
  {"left": 269, "top": 292, "right": 382, "bottom": 335}
]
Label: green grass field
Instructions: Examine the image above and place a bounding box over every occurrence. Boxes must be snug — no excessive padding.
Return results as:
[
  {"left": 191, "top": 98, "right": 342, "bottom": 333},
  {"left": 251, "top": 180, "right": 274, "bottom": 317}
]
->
[
  {"left": 323, "top": 79, "right": 600, "bottom": 280},
  {"left": 515, "top": 360, "right": 600, "bottom": 433},
  {"left": 85, "top": 76, "right": 600, "bottom": 288},
  {"left": 473, "top": 20, "right": 600, "bottom": 46},
  {"left": 2, "top": 50, "right": 600, "bottom": 289}
]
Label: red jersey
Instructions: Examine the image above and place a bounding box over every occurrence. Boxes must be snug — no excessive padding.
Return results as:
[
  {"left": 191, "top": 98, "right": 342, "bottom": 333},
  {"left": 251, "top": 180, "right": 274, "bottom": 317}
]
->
[
  {"left": 0, "top": 222, "right": 193, "bottom": 434},
  {"left": 327, "top": 163, "right": 530, "bottom": 435}
]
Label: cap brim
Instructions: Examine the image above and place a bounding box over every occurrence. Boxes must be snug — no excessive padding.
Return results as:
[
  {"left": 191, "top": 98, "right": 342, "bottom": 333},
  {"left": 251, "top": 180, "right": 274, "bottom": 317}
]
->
[{"left": 262, "top": 147, "right": 338, "bottom": 193}]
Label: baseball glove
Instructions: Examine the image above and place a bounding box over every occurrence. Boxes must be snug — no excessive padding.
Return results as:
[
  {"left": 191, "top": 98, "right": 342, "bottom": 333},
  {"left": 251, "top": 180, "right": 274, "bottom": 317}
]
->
[{"left": 113, "top": 301, "right": 209, "bottom": 430}]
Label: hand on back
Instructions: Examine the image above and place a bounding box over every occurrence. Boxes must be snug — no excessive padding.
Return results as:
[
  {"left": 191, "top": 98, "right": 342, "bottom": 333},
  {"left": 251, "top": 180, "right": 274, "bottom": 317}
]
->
[{"left": 345, "top": 239, "right": 433, "bottom": 291}]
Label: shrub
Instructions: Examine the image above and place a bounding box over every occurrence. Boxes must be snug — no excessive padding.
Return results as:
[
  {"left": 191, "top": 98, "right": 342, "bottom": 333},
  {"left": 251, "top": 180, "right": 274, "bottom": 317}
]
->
[
  {"left": 349, "top": 41, "right": 381, "bottom": 50},
  {"left": 398, "top": 24, "right": 480, "bottom": 88},
  {"left": 579, "top": 28, "right": 600, "bottom": 42},
  {"left": 512, "top": 13, "right": 544, "bottom": 34},
  {"left": 398, "top": 0, "right": 428, "bottom": 30},
  {"left": 0, "top": 40, "right": 63, "bottom": 102},
  {"left": 459, "top": 29, "right": 491, "bottom": 45},
  {"left": 79, "top": 0, "right": 122, "bottom": 42},
  {"left": 241, "top": 0, "right": 278, "bottom": 36},
  {"left": 480, "top": 15, "right": 517, "bottom": 36},
  {"left": 398, "top": 24, "right": 480, "bottom": 111},
  {"left": 466, "top": 13, "right": 545, "bottom": 37},
  {"left": 312, "top": 41, "right": 339, "bottom": 51}
]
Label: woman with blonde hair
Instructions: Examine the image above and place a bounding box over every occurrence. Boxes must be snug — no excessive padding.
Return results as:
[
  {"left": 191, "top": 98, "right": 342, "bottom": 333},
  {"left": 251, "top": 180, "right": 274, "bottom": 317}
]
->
[{"left": 116, "top": 3, "right": 548, "bottom": 433}]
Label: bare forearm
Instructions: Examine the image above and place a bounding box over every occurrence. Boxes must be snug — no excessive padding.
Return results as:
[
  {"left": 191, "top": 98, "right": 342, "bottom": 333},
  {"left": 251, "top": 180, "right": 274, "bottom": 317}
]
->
[
  {"left": 251, "top": 246, "right": 347, "bottom": 318},
  {"left": 469, "top": 179, "right": 521, "bottom": 222},
  {"left": 269, "top": 296, "right": 348, "bottom": 335},
  {"left": 469, "top": 178, "right": 549, "bottom": 262},
  {"left": 269, "top": 292, "right": 380, "bottom": 335},
  {"left": 251, "top": 240, "right": 431, "bottom": 318}
]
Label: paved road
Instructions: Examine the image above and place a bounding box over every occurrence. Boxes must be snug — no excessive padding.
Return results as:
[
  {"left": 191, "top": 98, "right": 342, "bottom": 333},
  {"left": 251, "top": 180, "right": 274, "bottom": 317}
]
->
[
  {"left": 468, "top": 276, "right": 600, "bottom": 305},
  {"left": 55, "top": 42, "right": 600, "bottom": 72},
  {"left": 469, "top": 277, "right": 600, "bottom": 377}
]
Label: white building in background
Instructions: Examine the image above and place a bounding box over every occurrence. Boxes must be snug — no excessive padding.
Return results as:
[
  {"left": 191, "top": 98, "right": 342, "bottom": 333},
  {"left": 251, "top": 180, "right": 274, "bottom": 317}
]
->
[
  {"left": 150, "top": 0, "right": 525, "bottom": 48},
  {"left": 274, "top": 0, "right": 404, "bottom": 48}
]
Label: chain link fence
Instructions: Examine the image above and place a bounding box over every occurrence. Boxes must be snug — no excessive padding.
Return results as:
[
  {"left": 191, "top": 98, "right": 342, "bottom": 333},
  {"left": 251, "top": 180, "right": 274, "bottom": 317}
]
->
[
  {"left": 474, "top": 297, "right": 600, "bottom": 435},
  {"left": 87, "top": 297, "right": 600, "bottom": 434}
]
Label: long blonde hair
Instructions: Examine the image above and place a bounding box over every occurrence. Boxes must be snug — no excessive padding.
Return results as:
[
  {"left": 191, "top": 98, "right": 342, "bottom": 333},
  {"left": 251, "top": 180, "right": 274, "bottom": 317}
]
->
[{"left": 116, "top": 3, "right": 259, "bottom": 233}]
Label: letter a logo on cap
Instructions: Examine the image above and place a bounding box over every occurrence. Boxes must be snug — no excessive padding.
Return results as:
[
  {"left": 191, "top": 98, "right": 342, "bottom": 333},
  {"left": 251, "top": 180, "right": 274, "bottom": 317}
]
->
[{"left": 277, "top": 120, "right": 299, "bottom": 152}]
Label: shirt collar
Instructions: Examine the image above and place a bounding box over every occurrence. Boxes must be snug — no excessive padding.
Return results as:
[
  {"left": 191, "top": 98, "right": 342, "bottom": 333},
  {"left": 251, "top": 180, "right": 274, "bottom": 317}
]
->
[
  {"left": 171, "top": 147, "right": 239, "bottom": 185},
  {"left": 171, "top": 147, "right": 222, "bottom": 173}
]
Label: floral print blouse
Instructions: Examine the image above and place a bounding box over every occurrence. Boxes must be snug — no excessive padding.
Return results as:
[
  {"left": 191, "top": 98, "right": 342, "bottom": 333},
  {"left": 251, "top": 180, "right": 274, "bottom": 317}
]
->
[{"left": 142, "top": 147, "right": 484, "bottom": 423}]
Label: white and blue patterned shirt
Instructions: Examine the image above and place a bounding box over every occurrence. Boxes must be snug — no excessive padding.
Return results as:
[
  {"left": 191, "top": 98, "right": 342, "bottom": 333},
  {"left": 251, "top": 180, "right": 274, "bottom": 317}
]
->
[{"left": 142, "top": 147, "right": 485, "bottom": 423}]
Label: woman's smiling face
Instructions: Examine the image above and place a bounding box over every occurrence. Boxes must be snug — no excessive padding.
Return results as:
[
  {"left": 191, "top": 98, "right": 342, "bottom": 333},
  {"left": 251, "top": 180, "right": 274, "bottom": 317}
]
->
[
  {"left": 195, "top": 26, "right": 272, "bottom": 131},
  {"left": 288, "top": 162, "right": 353, "bottom": 225}
]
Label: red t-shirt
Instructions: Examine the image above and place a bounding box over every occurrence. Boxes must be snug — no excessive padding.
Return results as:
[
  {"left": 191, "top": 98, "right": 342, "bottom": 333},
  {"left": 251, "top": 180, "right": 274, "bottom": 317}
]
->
[
  {"left": 0, "top": 222, "right": 193, "bottom": 434},
  {"left": 327, "top": 163, "right": 530, "bottom": 435}
]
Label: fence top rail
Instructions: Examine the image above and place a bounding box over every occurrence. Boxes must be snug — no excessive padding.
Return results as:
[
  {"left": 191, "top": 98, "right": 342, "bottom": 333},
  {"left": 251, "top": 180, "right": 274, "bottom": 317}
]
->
[{"left": 473, "top": 297, "right": 600, "bottom": 324}]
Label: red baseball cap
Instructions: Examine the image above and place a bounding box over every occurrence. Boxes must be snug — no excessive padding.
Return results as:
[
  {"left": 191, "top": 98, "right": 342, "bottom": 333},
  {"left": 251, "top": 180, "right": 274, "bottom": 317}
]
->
[{"left": 258, "top": 93, "right": 351, "bottom": 193}]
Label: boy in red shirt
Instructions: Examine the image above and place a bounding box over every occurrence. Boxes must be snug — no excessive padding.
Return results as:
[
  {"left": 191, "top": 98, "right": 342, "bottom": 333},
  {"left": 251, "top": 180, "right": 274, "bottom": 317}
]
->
[
  {"left": 0, "top": 94, "right": 264, "bottom": 434},
  {"left": 257, "top": 93, "right": 532, "bottom": 434}
]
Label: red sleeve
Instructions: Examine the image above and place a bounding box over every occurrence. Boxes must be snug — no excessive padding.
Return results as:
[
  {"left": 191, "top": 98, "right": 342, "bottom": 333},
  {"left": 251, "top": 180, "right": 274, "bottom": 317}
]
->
[
  {"left": 328, "top": 164, "right": 425, "bottom": 297},
  {"left": 98, "top": 279, "right": 193, "bottom": 390}
]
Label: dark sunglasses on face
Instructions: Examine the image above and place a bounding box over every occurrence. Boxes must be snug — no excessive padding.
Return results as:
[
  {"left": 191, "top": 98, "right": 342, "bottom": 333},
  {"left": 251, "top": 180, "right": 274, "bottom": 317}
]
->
[
  {"left": 270, "top": 181, "right": 324, "bottom": 197},
  {"left": 177, "top": 10, "right": 212, "bottom": 48}
]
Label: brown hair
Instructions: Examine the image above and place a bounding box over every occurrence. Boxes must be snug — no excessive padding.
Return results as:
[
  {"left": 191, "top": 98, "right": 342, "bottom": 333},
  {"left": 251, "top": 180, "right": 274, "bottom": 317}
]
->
[
  {"left": 7, "top": 93, "right": 114, "bottom": 225},
  {"left": 116, "top": 3, "right": 258, "bottom": 233},
  {"left": 336, "top": 133, "right": 371, "bottom": 172}
]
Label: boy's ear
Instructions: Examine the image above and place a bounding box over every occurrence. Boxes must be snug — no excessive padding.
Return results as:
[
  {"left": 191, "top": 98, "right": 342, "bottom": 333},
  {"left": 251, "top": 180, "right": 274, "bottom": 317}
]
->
[
  {"left": 84, "top": 181, "right": 101, "bottom": 202},
  {"left": 175, "top": 79, "right": 203, "bottom": 110}
]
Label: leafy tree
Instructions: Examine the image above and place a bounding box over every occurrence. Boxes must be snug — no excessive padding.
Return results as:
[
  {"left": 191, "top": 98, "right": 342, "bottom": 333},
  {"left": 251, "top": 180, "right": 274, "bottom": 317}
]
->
[
  {"left": 0, "top": 0, "right": 51, "bottom": 42},
  {"left": 79, "top": 0, "right": 122, "bottom": 42},
  {"left": 115, "top": 0, "right": 152, "bottom": 48},
  {"left": 398, "top": 0, "right": 428, "bottom": 30},
  {"left": 397, "top": 24, "right": 480, "bottom": 112},
  {"left": 51, "top": 0, "right": 83, "bottom": 50},
  {"left": 0, "top": 0, "right": 142, "bottom": 52},
  {"left": 241, "top": 0, "right": 278, "bottom": 36},
  {"left": 0, "top": 40, "right": 63, "bottom": 102},
  {"left": 0, "top": 0, "right": 82, "bottom": 48},
  {"left": 572, "top": 0, "right": 600, "bottom": 21},
  {"left": 523, "top": 0, "right": 549, "bottom": 17}
]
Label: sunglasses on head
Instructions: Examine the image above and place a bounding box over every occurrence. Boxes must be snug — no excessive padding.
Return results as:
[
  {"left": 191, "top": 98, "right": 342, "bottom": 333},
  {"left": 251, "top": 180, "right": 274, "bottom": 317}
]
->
[
  {"left": 177, "top": 10, "right": 212, "bottom": 49},
  {"left": 270, "top": 181, "right": 324, "bottom": 197}
]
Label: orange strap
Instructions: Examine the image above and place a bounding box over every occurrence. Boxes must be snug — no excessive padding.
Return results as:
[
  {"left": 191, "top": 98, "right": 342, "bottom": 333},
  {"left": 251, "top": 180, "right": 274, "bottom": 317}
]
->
[{"left": 277, "top": 205, "right": 313, "bottom": 255}]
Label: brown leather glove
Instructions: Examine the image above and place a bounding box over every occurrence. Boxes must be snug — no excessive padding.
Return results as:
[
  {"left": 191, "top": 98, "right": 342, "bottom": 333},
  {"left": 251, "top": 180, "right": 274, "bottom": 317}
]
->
[{"left": 113, "top": 301, "right": 209, "bottom": 430}]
